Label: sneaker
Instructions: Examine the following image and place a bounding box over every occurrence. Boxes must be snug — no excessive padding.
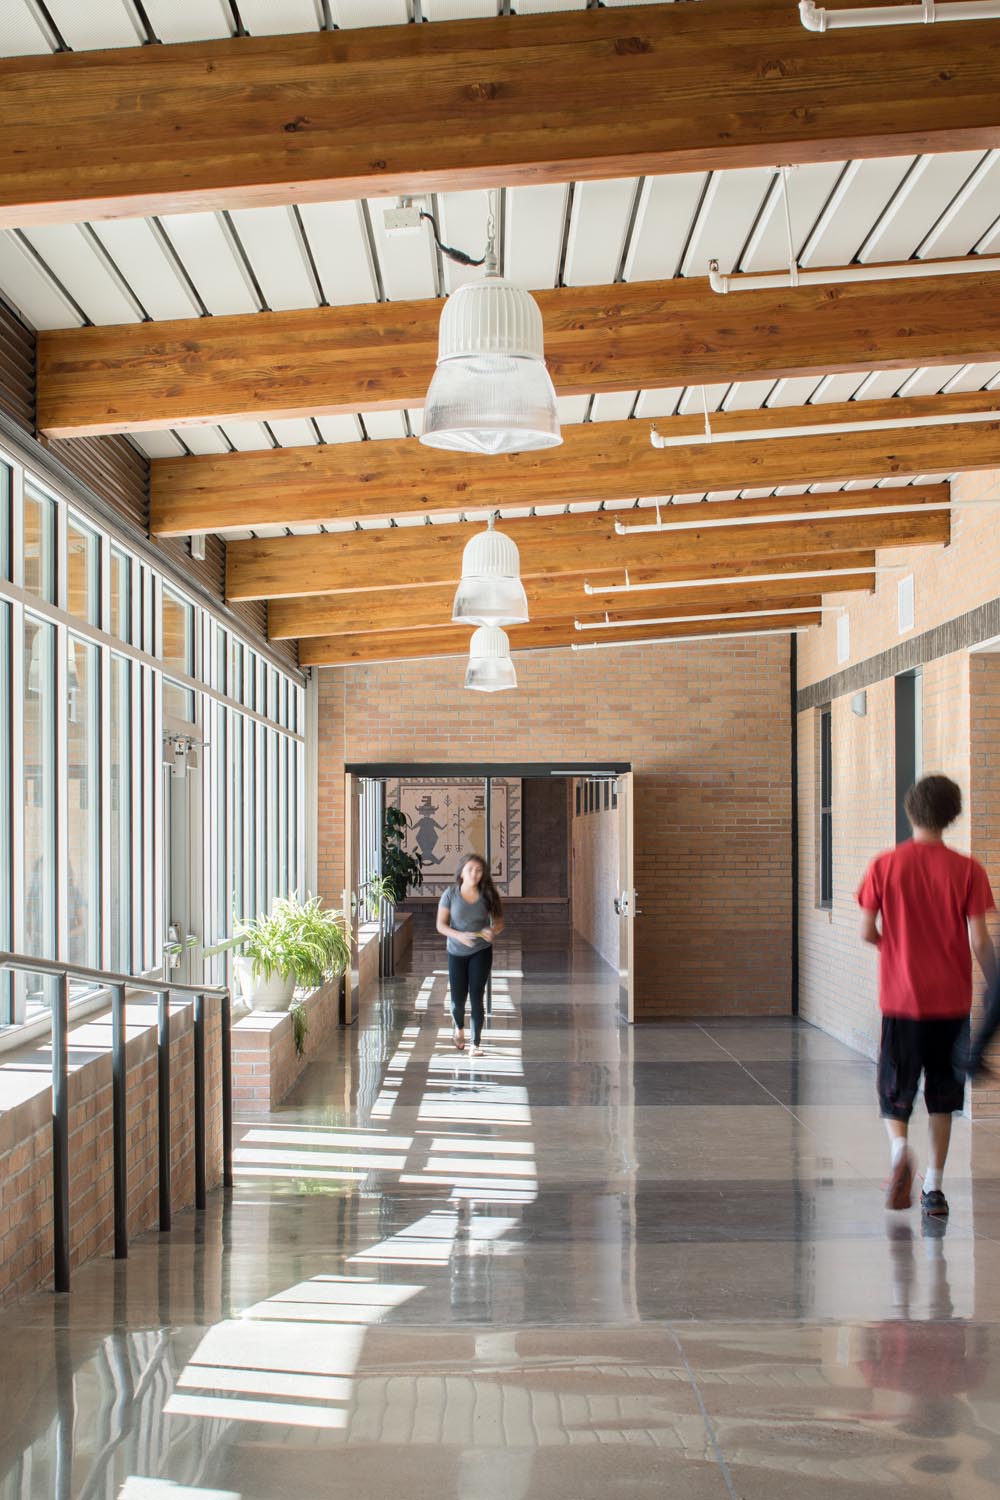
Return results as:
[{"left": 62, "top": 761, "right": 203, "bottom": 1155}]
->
[
  {"left": 920, "top": 1188, "right": 949, "bottom": 1218},
  {"left": 886, "top": 1148, "right": 915, "bottom": 1211}
]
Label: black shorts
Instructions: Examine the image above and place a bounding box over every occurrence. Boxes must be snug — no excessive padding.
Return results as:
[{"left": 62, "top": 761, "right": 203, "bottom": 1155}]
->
[{"left": 878, "top": 1016, "right": 969, "bottom": 1120}]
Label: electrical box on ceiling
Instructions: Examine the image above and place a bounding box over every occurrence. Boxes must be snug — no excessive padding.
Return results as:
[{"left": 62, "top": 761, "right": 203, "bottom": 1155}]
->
[{"left": 383, "top": 204, "right": 424, "bottom": 236}]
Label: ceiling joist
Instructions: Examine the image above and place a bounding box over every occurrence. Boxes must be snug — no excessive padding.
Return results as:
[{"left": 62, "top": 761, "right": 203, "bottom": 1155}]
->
[
  {"left": 297, "top": 610, "right": 825, "bottom": 669},
  {"left": 149, "top": 402, "right": 1000, "bottom": 537},
  {"left": 41, "top": 270, "right": 1000, "bottom": 440},
  {"left": 226, "top": 490, "right": 950, "bottom": 601},
  {"left": 268, "top": 564, "right": 877, "bottom": 641},
  {"left": 3, "top": 1, "right": 999, "bottom": 228}
]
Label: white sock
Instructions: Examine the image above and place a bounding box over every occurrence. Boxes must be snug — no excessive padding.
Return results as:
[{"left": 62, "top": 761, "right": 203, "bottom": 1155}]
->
[
  {"left": 887, "top": 1131, "right": 909, "bottom": 1167},
  {"left": 924, "top": 1167, "right": 943, "bottom": 1193}
]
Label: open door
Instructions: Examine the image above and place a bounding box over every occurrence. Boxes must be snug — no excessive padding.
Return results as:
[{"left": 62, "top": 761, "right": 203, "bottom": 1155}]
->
[{"left": 615, "top": 771, "right": 636, "bottom": 1023}]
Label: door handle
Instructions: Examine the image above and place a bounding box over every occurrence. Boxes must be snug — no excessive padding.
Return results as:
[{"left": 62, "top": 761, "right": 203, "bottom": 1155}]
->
[{"left": 613, "top": 896, "right": 621, "bottom": 915}]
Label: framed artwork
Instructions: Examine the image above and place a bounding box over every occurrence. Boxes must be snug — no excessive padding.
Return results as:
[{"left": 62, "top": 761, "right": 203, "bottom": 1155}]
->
[{"left": 384, "top": 778, "right": 522, "bottom": 896}]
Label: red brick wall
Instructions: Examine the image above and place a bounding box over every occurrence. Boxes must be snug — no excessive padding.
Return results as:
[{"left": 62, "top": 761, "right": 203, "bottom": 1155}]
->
[{"left": 316, "top": 638, "right": 794, "bottom": 1018}]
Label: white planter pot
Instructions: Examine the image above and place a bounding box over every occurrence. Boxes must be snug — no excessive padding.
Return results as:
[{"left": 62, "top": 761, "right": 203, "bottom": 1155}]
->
[{"left": 234, "top": 957, "right": 295, "bottom": 1012}]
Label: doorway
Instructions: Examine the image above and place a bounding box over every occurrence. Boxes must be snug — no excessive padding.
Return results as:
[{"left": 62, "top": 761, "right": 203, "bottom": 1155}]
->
[{"left": 343, "top": 762, "right": 636, "bottom": 1022}]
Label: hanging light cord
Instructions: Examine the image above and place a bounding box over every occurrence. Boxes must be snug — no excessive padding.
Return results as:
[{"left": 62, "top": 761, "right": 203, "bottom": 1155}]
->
[{"left": 419, "top": 210, "right": 487, "bottom": 267}]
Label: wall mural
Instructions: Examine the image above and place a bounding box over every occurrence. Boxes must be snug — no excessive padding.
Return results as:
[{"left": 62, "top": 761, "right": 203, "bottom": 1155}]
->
[{"left": 384, "top": 778, "right": 522, "bottom": 896}]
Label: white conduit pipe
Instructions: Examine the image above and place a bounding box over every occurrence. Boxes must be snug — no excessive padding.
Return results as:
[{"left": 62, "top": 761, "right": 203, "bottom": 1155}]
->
[
  {"left": 613, "top": 499, "right": 949, "bottom": 537},
  {"left": 575, "top": 605, "right": 827, "bottom": 631},
  {"left": 801, "top": 0, "right": 1000, "bottom": 27},
  {"left": 651, "top": 406, "right": 1000, "bottom": 448},
  {"left": 572, "top": 626, "right": 807, "bottom": 652},
  {"left": 583, "top": 565, "right": 877, "bottom": 595},
  {"left": 708, "top": 253, "right": 1000, "bottom": 294}
]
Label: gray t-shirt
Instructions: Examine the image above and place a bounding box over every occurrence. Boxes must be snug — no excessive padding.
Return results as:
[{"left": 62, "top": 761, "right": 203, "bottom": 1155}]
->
[{"left": 439, "top": 885, "right": 491, "bottom": 956}]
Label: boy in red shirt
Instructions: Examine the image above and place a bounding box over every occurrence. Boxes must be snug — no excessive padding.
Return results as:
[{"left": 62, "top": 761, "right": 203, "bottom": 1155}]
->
[{"left": 858, "top": 775, "right": 996, "bottom": 1218}]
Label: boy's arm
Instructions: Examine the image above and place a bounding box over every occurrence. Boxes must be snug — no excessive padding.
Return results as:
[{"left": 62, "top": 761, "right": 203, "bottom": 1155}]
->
[
  {"left": 969, "top": 913, "right": 997, "bottom": 987},
  {"left": 859, "top": 909, "right": 881, "bottom": 948}
]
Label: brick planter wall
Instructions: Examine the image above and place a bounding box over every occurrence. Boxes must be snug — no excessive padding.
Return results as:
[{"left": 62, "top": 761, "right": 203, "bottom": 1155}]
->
[
  {"left": 232, "top": 976, "right": 343, "bottom": 1113},
  {"left": 0, "top": 997, "right": 225, "bottom": 1307}
]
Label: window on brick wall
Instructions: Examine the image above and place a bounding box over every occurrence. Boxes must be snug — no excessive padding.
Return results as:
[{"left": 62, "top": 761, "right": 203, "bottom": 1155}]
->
[
  {"left": 895, "top": 670, "right": 923, "bottom": 844},
  {"left": 819, "top": 707, "right": 833, "bottom": 909}
]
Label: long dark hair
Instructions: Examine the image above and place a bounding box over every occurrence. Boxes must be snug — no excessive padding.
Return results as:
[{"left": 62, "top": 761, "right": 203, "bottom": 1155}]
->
[{"left": 456, "top": 853, "right": 503, "bottom": 918}]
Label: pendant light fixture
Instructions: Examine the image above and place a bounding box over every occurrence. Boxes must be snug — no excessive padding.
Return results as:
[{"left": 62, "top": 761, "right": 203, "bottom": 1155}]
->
[
  {"left": 420, "top": 199, "right": 562, "bottom": 456},
  {"left": 452, "top": 512, "right": 529, "bottom": 627},
  {"left": 465, "top": 625, "right": 518, "bottom": 693}
]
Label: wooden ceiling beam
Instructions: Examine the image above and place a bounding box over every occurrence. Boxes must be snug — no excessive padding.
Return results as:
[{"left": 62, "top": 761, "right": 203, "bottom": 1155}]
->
[
  {"left": 298, "top": 611, "right": 823, "bottom": 668},
  {"left": 4, "top": 0, "right": 999, "bottom": 228},
  {"left": 226, "top": 490, "right": 949, "bottom": 601},
  {"left": 43, "top": 271, "right": 1000, "bottom": 440},
  {"left": 269, "top": 564, "right": 876, "bottom": 640},
  {"left": 147, "top": 396, "right": 1000, "bottom": 537}
]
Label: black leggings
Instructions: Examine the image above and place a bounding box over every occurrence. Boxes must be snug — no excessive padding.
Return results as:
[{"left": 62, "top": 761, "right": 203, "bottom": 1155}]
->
[{"left": 448, "top": 947, "right": 493, "bottom": 1045}]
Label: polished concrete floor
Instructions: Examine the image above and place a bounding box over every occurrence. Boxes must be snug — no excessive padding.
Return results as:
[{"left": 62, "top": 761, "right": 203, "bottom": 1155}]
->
[{"left": 3, "top": 935, "right": 1000, "bottom": 1498}]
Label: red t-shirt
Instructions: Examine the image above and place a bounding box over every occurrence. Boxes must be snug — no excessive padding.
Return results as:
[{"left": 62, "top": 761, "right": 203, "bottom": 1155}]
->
[{"left": 857, "top": 841, "right": 995, "bottom": 1019}]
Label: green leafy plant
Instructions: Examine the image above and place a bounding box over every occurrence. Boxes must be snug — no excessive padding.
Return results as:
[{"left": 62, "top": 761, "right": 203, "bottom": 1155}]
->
[
  {"left": 381, "top": 806, "right": 423, "bottom": 904},
  {"left": 210, "top": 893, "right": 351, "bottom": 988},
  {"left": 290, "top": 1001, "right": 309, "bottom": 1058}
]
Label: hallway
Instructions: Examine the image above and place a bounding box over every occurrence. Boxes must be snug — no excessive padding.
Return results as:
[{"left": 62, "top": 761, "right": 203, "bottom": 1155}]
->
[{"left": 3, "top": 937, "right": 1000, "bottom": 1498}]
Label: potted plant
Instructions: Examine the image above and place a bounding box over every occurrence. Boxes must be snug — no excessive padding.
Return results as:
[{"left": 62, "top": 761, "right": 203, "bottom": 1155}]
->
[
  {"left": 382, "top": 806, "right": 423, "bottom": 904},
  {"left": 375, "top": 809, "right": 423, "bottom": 975},
  {"left": 216, "top": 894, "right": 351, "bottom": 1013}
]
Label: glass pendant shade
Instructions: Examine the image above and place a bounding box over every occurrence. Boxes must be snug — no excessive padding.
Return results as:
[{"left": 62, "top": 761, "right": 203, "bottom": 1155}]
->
[
  {"left": 420, "top": 278, "right": 562, "bottom": 456},
  {"left": 452, "top": 518, "right": 529, "bottom": 627},
  {"left": 465, "top": 626, "right": 518, "bottom": 693}
]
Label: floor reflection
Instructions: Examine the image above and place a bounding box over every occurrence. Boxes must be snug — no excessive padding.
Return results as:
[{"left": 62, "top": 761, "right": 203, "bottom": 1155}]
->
[{"left": 0, "top": 934, "right": 1000, "bottom": 1497}]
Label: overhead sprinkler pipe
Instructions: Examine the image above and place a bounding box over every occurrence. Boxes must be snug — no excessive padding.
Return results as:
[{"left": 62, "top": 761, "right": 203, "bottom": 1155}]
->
[
  {"left": 571, "top": 626, "right": 808, "bottom": 652},
  {"left": 650, "top": 405, "right": 1000, "bottom": 449},
  {"left": 708, "top": 253, "right": 1000, "bottom": 295},
  {"left": 613, "top": 499, "right": 950, "bottom": 538},
  {"left": 582, "top": 565, "right": 877, "bottom": 595},
  {"left": 800, "top": 0, "right": 1000, "bottom": 27},
  {"left": 574, "top": 606, "right": 827, "bottom": 632}
]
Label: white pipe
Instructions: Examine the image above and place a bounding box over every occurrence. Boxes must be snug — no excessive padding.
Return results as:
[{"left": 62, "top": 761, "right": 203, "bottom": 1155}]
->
[
  {"left": 575, "top": 605, "right": 826, "bottom": 632},
  {"left": 651, "top": 406, "right": 1000, "bottom": 448},
  {"left": 800, "top": 0, "right": 1000, "bottom": 27},
  {"left": 572, "top": 627, "right": 807, "bottom": 652},
  {"left": 583, "top": 564, "right": 876, "bottom": 595},
  {"left": 614, "top": 499, "right": 949, "bottom": 537},
  {"left": 708, "top": 253, "right": 1000, "bottom": 294}
]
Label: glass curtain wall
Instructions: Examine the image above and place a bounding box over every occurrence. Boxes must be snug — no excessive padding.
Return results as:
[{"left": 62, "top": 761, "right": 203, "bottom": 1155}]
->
[{"left": 0, "top": 451, "right": 306, "bottom": 1027}]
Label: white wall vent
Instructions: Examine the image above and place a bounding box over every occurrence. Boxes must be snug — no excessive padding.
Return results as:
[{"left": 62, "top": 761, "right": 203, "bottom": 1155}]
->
[
  {"left": 836, "top": 612, "right": 850, "bottom": 665},
  {"left": 898, "top": 575, "right": 915, "bottom": 634}
]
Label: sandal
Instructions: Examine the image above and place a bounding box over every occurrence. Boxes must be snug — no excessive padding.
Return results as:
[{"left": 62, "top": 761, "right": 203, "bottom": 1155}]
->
[
  {"left": 453, "top": 1029, "right": 465, "bottom": 1051},
  {"left": 471, "top": 1044, "right": 484, "bottom": 1057}
]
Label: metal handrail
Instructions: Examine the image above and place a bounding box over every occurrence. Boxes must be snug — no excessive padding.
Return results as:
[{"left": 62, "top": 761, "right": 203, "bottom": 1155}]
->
[{"left": 0, "top": 950, "right": 233, "bottom": 1294}]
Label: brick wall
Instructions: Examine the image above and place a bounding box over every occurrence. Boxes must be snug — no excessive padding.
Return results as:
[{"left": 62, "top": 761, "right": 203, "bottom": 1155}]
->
[
  {"left": 571, "top": 778, "right": 620, "bottom": 971},
  {"left": 0, "top": 1000, "right": 225, "bottom": 1305},
  {"left": 317, "top": 638, "right": 793, "bottom": 1018},
  {"left": 796, "top": 471, "right": 1000, "bottom": 1109}
]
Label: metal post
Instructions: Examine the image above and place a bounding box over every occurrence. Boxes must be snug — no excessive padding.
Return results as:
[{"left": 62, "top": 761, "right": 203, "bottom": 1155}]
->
[
  {"left": 484, "top": 775, "right": 493, "bottom": 1020},
  {"left": 111, "top": 982, "right": 128, "bottom": 1259},
  {"left": 193, "top": 994, "right": 206, "bottom": 1211},
  {"left": 221, "top": 988, "right": 233, "bottom": 1190},
  {"left": 157, "top": 989, "right": 171, "bottom": 1232},
  {"left": 52, "top": 970, "right": 71, "bottom": 1294}
]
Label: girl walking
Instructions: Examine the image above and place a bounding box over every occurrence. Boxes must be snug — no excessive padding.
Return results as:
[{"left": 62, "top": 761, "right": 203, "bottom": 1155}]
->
[{"left": 436, "top": 854, "right": 504, "bottom": 1056}]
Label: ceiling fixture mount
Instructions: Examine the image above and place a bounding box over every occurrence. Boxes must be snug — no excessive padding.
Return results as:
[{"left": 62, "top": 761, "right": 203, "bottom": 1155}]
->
[
  {"left": 465, "top": 626, "right": 518, "bottom": 693},
  {"left": 420, "top": 197, "right": 562, "bottom": 457},
  {"left": 452, "top": 513, "right": 530, "bottom": 627}
]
